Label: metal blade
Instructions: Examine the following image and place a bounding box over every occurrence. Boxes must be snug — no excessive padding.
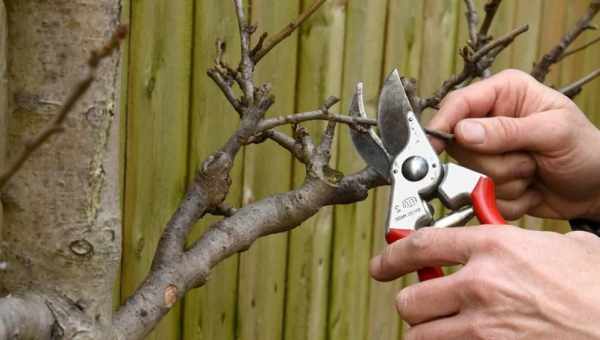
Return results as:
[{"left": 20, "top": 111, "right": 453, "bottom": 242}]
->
[
  {"left": 378, "top": 69, "right": 414, "bottom": 157},
  {"left": 349, "top": 83, "right": 391, "bottom": 179}
]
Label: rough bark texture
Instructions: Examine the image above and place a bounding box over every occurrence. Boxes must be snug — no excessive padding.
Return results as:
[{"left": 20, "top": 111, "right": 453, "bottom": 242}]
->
[{"left": 0, "top": 0, "right": 123, "bottom": 337}]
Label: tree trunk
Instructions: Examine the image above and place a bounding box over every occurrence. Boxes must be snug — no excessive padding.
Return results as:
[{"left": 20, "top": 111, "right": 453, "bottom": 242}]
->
[{"left": 0, "top": 0, "right": 124, "bottom": 337}]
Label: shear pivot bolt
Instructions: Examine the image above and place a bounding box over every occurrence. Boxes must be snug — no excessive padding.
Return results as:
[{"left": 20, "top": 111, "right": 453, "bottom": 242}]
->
[{"left": 402, "top": 156, "right": 429, "bottom": 181}]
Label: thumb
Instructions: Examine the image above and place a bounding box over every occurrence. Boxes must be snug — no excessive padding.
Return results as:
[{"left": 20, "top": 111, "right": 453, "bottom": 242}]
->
[{"left": 454, "top": 113, "right": 558, "bottom": 153}]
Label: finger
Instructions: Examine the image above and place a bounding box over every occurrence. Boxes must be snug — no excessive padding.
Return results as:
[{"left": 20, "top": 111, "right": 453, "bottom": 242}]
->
[
  {"left": 566, "top": 230, "right": 600, "bottom": 242},
  {"left": 495, "top": 179, "right": 532, "bottom": 201},
  {"left": 496, "top": 190, "right": 543, "bottom": 220},
  {"left": 396, "top": 275, "right": 462, "bottom": 326},
  {"left": 454, "top": 110, "right": 571, "bottom": 154},
  {"left": 428, "top": 69, "right": 536, "bottom": 135},
  {"left": 405, "top": 314, "right": 471, "bottom": 340},
  {"left": 370, "top": 228, "right": 474, "bottom": 282},
  {"left": 447, "top": 146, "right": 536, "bottom": 184}
]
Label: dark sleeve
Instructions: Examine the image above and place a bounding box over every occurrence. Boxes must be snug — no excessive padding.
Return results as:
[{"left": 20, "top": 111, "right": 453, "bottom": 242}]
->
[{"left": 570, "top": 219, "right": 600, "bottom": 237}]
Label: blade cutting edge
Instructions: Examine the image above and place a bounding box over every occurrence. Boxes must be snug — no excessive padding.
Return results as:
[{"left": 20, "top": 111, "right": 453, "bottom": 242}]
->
[
  {"left": 348, "top": 83, "right": 391, "bottom": 179},
  {"left": 377, "top": 69, "right": 414, "bottom": 158}
]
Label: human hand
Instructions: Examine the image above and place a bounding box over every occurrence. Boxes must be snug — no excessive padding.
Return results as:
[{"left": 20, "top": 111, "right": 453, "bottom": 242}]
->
[
  {"left": 370, "top": 226, "right": 600, "bottom": 340},
  {"left": 428, "top": 69, "right": 600, "bottom": 221}
]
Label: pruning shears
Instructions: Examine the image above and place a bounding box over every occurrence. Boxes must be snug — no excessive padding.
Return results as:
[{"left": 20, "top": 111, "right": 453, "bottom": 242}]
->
[{"left": 349, "top": 69, "right": 506, "bottom": 281}]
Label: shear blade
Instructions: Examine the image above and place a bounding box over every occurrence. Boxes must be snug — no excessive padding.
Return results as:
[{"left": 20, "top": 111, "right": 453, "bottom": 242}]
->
[
  {"left": 377, "top": 69, "right": 414, "bottom": 157},
  {"left": 348, "top": 83, "right": 391, "bottom": 179}
]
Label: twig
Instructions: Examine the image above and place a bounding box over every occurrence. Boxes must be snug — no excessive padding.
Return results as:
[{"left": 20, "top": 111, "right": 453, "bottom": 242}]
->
[
  {"left": 471, "top": 24, "right": 529, "bottom": 61},
  {"left": 256, "top": 110, "right": 453, "bottom": 142},
  {"left": 531, "top": 0, "right": 600, "bottom": 82},
  {"left": 423, "top": 24, "right": 528, "bottom": 109},
  {"left": 251, "top": 0, "right": 326, "bottom": 63},
  {"left": 478, "top": 0, "right": 502, "bottom": 44},
  {"left": 560, "top": 68, "right": 600, "bottom": 98},
  {"left": 559, "top": 35, "right": 600, "bottom": 61},
  {"left": 0, "top": 25, "right": 127, "bottom": 188},
  {"left": 464, "top": 0, "right": 479, "bottom": 46}
]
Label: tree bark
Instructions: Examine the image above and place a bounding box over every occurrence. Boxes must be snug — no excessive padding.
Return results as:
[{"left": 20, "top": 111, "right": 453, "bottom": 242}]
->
[{"left": 0, "top": 0, "right": 124, "bottom": 337}]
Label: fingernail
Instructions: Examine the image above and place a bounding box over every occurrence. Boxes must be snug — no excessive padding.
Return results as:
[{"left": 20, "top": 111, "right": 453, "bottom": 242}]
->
[{"left": 458, "top": 120, "right": 486, "bottom": 144}]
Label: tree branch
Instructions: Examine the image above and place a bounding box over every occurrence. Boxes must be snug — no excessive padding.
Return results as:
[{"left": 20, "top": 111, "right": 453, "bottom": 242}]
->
[
  {"left": 0, "top": 294, "right": 54, "bottom": 340},
  {"left": 423, "top": 24, "right": 528, "bottom": 109},
  {"left": 464, "top": 0, "right": 479, "bottom": 47},
  {"left": 531, "top": 0, "right": 600, "bottom": 82},
  {"left": 256, "top": 111, "right": 453, "bottom": 142},
  {"left": 478, "top": 0, "right": 502, "bottom": 44},
  {"left": 559, "top": 35, "right": 600, "bottom": 62},
  {"left": 560, "top": 68, "right": 600, "bottom": 98},
  {"left": 0, "top": 26, "right": 127, "bottom": 189},
  {"left": 251, "top": 0, "right": 326, "bottom": 63}
]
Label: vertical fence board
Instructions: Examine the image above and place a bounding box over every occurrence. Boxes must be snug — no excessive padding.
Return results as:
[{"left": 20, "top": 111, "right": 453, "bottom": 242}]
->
[
  {"left": 284, "top": 1, "right": 346, "bottom": 340},
  {"left": 490, "top": 0, "right": 517, "bottom": 73},
  {"left": 121, "top": 1, "right": 193, "bottom": 339},
  {"left": 119, "top": 2, "right": 600, "bottom": 339},
  {"left": 419, "top": 0, "right": 461, "bottom": 122},
  {"left": 366, "top": 1, "right": 424, "bottom": 338},
  {"left": 236, "top": 1, "right": 299, "bottom": 339},
  {"left": 114, "top": 0, "right": 130, "bottom": 312},
  {"left": 405, "top": 1, "right": 460, "bottom": 337},
  {"left": 329, "top": 1, "right": 388, "bottom": 339},
  {"left": 182, "top": 1, "right": 241, "bottom": 339}
]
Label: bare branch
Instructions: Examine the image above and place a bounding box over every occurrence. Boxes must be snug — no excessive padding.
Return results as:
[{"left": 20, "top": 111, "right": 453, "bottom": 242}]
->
[
  {"left": 264, "top": 130, "right": 305, "bottom": 161},
  {"left": 423, "top": 24, "right": 528, "bottom": 109},
  {"left": 560, "top": 68, "right": 600, "bottom": 98},
  {"left": 0, "top": 25, "right": 127, "bottom": 189},
  {"left": 252, "top": 0, "right": 326, "bottom": 63},
  {"left": 531, "top": 0, "right": 600, "bottom": 82},
  {"left": 207, "top": 67, "right": 243, "bottom": 114},
  {"left": 472, "top": 24, "right": 529, "bottom": 60},
  {"left": 559, "top": 35, "right": 600, "bottom": 61},
  {"left": 464, "top": 0, "right": 479, "bottom": 46},
  {"left": 318, "top": 121, "right": 337, "bottom": 157},
  {"left": 478, "top": 0, "right": 502, "bottom": 44}
]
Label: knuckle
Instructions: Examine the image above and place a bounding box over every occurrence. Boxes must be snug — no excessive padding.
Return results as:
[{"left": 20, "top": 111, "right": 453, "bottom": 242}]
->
[
  {"left": 493, "top": 116, "right": 521, "bottom": 142},
  {"left": 408, "top": 229, "right": 434, "bottom": 254},
  {"left": 380, "top": 245, "right": 397, "bottom": 271},
  {"left": 405, "top": 327, "right": 426, "bottom": 340},
  {"left": 466, "top": 316, "right": 505, "bottom": 340},
  {"left": 460, "top": 265, "right": 498, "bottom": 303},
  {"left": 467, "top": 318, "right": 491, "bottom": 340},
  {"left": 509, "top": 154, "right": 536, "bottom": 179},
  {"left": 477, "top": 232, "right": 507, "bottom": 254},
  {"left": 567, "top": 230, "right": 600, "bottom": 243},
  {"left": 498, "top": 68, "right": 531, "bottom": 82},
  {"left": 396, "top": 288, "right": 414, "bottom": 320}
]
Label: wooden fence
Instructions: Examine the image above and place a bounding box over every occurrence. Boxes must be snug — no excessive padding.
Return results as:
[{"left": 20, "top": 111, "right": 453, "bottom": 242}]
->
[{"left": 118, "top": 1, "right": 600, "bottom": 339}]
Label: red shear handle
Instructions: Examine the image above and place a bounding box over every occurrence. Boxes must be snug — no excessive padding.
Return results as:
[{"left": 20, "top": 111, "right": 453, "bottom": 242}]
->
[
  {"left": 386, "top": 229, "right": 444, "bottom": 281},
  {"left": 470, "top": 177, "right": 506, "bottom": 225}
]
